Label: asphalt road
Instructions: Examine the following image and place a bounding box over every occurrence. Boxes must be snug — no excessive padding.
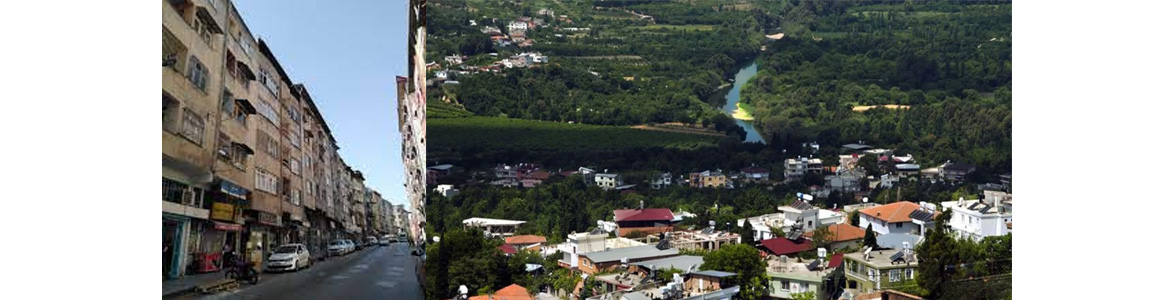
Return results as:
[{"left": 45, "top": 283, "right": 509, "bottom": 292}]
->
[{"left": 178, "top": 243, "right": 422, "bottom": 300}]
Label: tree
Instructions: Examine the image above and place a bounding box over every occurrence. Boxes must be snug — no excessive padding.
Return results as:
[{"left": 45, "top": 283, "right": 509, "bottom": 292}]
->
[
  {"left": 792, "top": 291, "right": 816, "bottom": 300},
  {"left": 916, "top": 208, "right": 958, "bottom": 298},
  {"left": 700, "top": 244, "right": 769, "bottom": 300},
  {"left": 580, "top": 275, "right": 598, "bottom": 298},
  {"left": 809, "top": 226, "right": 833, "bottom": 249},
  {"left": 863, "top": 224, "right": 878, "bottom": 249},
  {"left": 849, "top": 210, "right": 860, "bottom": 227}
]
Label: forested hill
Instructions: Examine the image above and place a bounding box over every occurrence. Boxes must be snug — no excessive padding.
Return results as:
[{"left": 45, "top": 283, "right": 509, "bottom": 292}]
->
[{"left": 744, "top": 1, "right": 1012, "bottom": 174}]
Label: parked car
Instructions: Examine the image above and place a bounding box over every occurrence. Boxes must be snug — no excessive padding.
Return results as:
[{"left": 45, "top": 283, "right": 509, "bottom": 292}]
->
[
  {"left": 266, "top": 244, "right": 311, "bottom": 272},
  {"left": 365, "top": 236, "right": 378, "bottom": 247},
  {"left": 349, "top": 239, "right": 363, "bottom": 251},
  {"left": 377, "top": 238, "right": 390, "bottom": 246},
  {"left": 327, "top": 240, "right": 348, "bottom": 256}
]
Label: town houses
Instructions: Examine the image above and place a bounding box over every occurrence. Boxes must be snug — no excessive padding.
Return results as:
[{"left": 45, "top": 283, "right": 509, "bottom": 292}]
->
[{"left": 163, "top": 0, "right": 402, "bottom": 280}]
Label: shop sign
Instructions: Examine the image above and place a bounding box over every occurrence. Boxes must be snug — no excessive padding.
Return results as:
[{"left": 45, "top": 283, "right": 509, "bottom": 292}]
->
[
  {"left": 210, "top": 202, "right": 236, "bottom": 222},
  {"left": 218, "top": 179, "right": 249, "bottom": 200},
  {"left": 213, "top": 221, "right": 242, "bottom": 231},
  {"left": 259, "top": 211, "right": 281, "bottom": 226}
]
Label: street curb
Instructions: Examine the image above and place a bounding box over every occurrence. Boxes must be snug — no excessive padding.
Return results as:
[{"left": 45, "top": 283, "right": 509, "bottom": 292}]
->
[{"left": 162, "top": 286, "right": 196, "bottom": 298}]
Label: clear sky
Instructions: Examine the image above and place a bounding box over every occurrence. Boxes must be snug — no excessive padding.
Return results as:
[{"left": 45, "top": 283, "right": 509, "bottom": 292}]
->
[{"left": 235, "top": 0, "right": 410, "bottom": 207}]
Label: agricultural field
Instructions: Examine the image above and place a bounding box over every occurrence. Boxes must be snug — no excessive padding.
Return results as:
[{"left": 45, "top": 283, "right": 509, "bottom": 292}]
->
[{"left": 428, "top": 116, "right": 718, "bottom": 151}]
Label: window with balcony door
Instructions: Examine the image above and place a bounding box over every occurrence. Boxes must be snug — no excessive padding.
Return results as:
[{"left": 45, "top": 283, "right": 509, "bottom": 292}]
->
[{"left": 163, "top": 93, "right": 181, "bottom": 134}]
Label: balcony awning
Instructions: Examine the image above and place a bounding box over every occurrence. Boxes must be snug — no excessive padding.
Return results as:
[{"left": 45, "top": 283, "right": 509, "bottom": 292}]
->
[
  {"left": 232, "top": 142, "right": 254, "bottom": 155},
  {"left": 234, "top": 98, "right": 258, "bottom": 115},
  {"left": 195, "top": 7, "right": 223, "bottom": 34},
  {"left": 236, "top": 61, "right": 257, "bottom": 81}
]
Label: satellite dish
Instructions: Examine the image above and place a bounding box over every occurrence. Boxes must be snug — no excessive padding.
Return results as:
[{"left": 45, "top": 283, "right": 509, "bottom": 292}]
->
[
  {"left": 459, "top": 285, "right": 469, "bottom": 295},
  {"left": 863, "top": 197, "right": 869, "bottom": 203},
  {"left": 803, "top": 194, "right": 814, "bottom": 201},
  {"left": 433, "top": 236, "right": 441, "bottom": 243}
]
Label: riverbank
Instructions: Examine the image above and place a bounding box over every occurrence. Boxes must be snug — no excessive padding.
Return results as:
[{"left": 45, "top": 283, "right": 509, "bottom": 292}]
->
[{"left": 732, "top": 102, "right": 755, "bottom": 121}]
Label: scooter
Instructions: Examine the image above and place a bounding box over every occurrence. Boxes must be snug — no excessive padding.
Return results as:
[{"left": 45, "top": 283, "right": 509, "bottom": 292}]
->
[{"left": 224, "top": 255, "right": 260, "bottom": 285}]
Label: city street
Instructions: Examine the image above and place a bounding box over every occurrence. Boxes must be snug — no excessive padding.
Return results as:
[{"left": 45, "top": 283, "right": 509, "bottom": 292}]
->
[{"left": 168, "top": 243, "right": 421, "bottom": 300}]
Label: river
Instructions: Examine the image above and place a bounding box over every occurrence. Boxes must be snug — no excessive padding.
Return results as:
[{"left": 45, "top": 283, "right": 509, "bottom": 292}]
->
[{"left": 716, "top": 60, "right": 766, "bottom": 143}]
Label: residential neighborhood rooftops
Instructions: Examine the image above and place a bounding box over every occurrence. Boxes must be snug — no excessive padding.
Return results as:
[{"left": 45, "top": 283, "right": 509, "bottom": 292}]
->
[
  {"left": 895, "top": 164, "right": 920, "bottom": 170},
  {"left": 466, "top": 284, "right": 533, "bottom": 300},
  {"left": 498, "top": 244, "right": 518, "bottom": 255},
  {"left": 580, "top": 244, "right": 679, "bottom": 263},
  {"left": 614, "top": 208, "right": 675, "bottom": 222},
  {"left": 859, "top": 202, "right": 923, "bottom": 223}
]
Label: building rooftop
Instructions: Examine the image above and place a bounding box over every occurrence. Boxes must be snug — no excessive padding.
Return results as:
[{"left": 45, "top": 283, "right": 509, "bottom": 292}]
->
[
  {"left": 581, "top": 245, "right": 679, "bottom": 263},
  {"left": 464, "top": 217, "right": 527, "bottom": 227},
  {"left": 760, "top": 237, "right": 813, "bottom": 256},
  {"left": 506, "top": 235, "right": 548, "bottom": 245},
  {"left": 428, "top": 164, "right": 454, "bottom": 171},
  {"left": 631, "top": 255, "right": 704, "bottom": 272},
  {"left": 844, "top": 248, "right": 919, "bottom": 269},
  {"left": 803, "top": 223, "right": 865, "bottom": 242},
  {"left": 767, "top": 255, "right": 837, "bottom": 282},
  {"left": 690, "top": 270, "right": 736, "bottom": 278},
  {"left": 876, "top": 233, "right": 923, "bottom": 250},
  {"left": 614, "top": 208, "right": 675, "bottom": 222},
  {"left": 859, "top": 202, "right": 923, "bottom": 223}
]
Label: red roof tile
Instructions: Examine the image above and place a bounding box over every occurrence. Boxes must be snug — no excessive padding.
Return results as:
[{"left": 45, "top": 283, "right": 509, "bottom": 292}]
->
[
  {"left": 466, "top": 284, "right": 533, "bottom": 300},
  {"left": 827, "top": 252, "right": 844, "bottom": 268},
  {"left": 498, "top": 244, "right": 517, "bottom": 254},
  {"left": 760, "top": 237, "right": 813, "bottom": 256},
  {"left": 505, "top": 235, "right": 547, "bottom": 245},
  {"left": 803, "top": 223, "right": 866, "bottom": 242},
  {"left": 859, "top": 201, "right": 921, "bottom": 223},
  {"left": 614, "top": 208, "right": 674, "bottom": 222}
]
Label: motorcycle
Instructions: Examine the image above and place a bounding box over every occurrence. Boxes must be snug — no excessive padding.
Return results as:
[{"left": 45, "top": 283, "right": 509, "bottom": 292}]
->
[{"left": 224, "top": 254, "right": 260, "bottom": 285}]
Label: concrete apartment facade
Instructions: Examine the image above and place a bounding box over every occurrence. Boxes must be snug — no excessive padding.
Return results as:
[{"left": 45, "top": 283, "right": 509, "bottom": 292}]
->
[{"left": 163, "top": 0, "right": 395, "bottom": 280}]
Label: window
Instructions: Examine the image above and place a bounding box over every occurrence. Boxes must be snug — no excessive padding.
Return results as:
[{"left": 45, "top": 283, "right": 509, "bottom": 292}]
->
[
  {"left": 291, "top": 158, "right": 301, "bottom": 175},
  {"left": 889, "top": 269, "right": 902, "bottom": 282},
  {"left": 256, "top": 100, "right": 279, "bottom": 124},
  {"left": 218, "top": 133, "right": 231, "bottom": 160},
  {"left": 163, "top": 93, "right": 181, "bottom": 133},
  {"left": 239, "top": 36, "right": 253, "bottom": 56},
  {"left": 221, "top": 91, "right": 235, "bottom": 116},
  {"left": 779, "top": 280, "right": 790, "bottom": 291},
  {"left": 181, "top": 109, "right": 204, "bottom": 145},
  {"left": 255, "top": 169, "right": 279, "bottom": 194},
  {"left": 186, "top": 56, "right": 208, "bottom": 91},
  {"left": 896, "top": 222, "right": 903, "bottom": 228},
  {"left": 260, "top": 69, "right": 279, "bottom": 96},
  {"left": 281, "top": 177, "right": 291, "bottom": 202},
  {"left": 291, "top": 189, "right": 301, "bottom": 206},
  {"left": 193, "top": 15, "right": 215, "bottom": 45},
  {"left": 906, "top": 268, "right": 913, "bottom": 280},
  {"left": 163, "top": 177, "right": 203, "bottom": 207},
  {"left": 257, "top": 132, "right": 279, "bottom": 158}
]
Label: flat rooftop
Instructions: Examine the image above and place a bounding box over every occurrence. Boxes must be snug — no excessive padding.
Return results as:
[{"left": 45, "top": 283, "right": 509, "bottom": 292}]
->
[{"left": 844, "top": 249, "right": 918, "bottom": 269}]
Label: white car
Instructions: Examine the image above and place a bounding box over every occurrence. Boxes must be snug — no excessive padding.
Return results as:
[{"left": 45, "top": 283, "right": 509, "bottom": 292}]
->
[
  {"left": 328, "top": 240, "right": 349, "bottom": 256},
  {"left": 266, "top": 244, "right": 311, "bottom": 272}
]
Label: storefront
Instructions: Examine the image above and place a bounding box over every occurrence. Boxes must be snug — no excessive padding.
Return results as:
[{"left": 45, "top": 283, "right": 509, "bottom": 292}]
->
[
  {"left": 194, "top": 179, "right": 249, "bottom": 272},
  {"left": 162, "top": 213, "right": 191, "bottom": 279},
  {"left": 244, "top": 210, "right": 280, "bottom": 266}
]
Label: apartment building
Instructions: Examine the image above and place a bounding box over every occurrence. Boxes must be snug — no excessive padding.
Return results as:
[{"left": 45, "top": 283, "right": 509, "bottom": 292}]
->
[
  {"left": 163, "top": 0, "right": 392, "bottom": 279},
  {"left": 784, "top": 157, "right": 823, "bottom": 180}
]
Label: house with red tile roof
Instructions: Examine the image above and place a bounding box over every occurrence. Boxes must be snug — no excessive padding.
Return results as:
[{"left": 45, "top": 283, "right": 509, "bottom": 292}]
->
[
  {"left": 613, "top": 208, "right": 674, "bottom": 237},
  {"left": 505, "top": 235, "right": 547, "bottom": 252},
  {"left": 759, "top": 236, "right": 813, "bottom": 257},
  {"left": 858, "top": 201, "right": 937, "bottom": 236},
  {"left": 462, "top": 284, "right": 533, "bottom": 300},
  {"left": 803, "top": 223, "right": 866, "bottom": 251}
]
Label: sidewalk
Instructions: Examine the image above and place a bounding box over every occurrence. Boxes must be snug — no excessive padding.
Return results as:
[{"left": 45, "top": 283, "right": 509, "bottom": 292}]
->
[{"left": 162, "top": 271, "right": 225, "bottom": 298}]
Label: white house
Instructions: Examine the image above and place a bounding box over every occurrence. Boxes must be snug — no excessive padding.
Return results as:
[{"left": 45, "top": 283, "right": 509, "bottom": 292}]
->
[
  {"left": 940, "top": 191, "right": 1012, "bottom": 241},
  {"left": 508, "top": 21, "right": 529, "bottom": 32},
  {"left": 435, "top": 184, "right": 460, "bottom": 198},
  {"left": 858, "top": 201, "right": 937, "bottom": 236},
  {"left": 824, "top": 169, "right": 864, "bottom": 194},
  {"left": 650, "top": 172, "right": 673, "bottom": 189},
  {"left": 595, "top": 173, "right": 622, "bottom": 190}
]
